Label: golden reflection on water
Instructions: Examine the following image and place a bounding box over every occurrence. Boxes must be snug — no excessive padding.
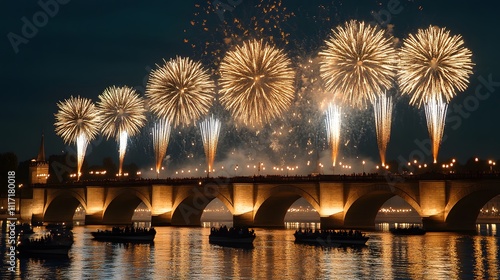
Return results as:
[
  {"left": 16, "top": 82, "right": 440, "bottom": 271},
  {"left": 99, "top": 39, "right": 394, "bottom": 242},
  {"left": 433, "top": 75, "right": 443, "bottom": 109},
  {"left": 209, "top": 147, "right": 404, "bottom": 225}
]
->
[{"left": 2, "top": 224, "right": 500, "bottom": 278}]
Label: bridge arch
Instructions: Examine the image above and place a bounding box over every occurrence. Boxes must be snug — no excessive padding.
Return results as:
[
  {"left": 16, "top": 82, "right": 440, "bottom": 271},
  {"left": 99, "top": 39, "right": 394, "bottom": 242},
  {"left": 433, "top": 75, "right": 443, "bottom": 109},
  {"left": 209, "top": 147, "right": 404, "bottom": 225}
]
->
[
  {"left": 44, "top": 189, "right": 87, "bottom": 223},
  {"left": 253, "top": 185, "right": 320, "bottom": 227},
  {"left": 171, "top": 184, "right": 234, "bottom": 226},
  {"left": 445, "top": 183, "right": 500, "bottom": 231},
  {"left": 343, "top": 184, "right": 422, "bottom": 229},
  {"left": 102, "top": 189, "right": 152, "bottom": 225}
]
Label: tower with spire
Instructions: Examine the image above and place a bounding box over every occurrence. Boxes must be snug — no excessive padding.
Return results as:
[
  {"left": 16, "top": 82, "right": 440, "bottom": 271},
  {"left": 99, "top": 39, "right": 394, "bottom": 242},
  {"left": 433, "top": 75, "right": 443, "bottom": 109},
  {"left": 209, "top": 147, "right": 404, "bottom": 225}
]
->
[{"left": 29, "top": 133, "right": 49, "bottom": 184}]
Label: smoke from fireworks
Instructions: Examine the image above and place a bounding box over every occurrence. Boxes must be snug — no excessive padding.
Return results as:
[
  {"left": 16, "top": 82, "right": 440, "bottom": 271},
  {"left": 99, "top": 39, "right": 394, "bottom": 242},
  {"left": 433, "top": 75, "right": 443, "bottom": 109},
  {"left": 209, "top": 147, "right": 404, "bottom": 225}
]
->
[
  {"left": 199, "top": 115, "right": 221, "bottom": 177},
  {"left": 98, "top": 86, "right": 146, "bottom": 175},
  {"left": 325, "top": 103, "right": 342, "bottom": 168},
  {"left": 319, "top": 20, "right": 398, "bottom": 108},
  {"left": 399, "top": 26, "right": 473, "bottom": 162},
  {"left": 152, "top": 118, "right": 172, "bottom": 177},
  {"left": 54, "top": 96, "right": 100, "bottom": 180},
  {"left": 219, "top": 39, "right": 295, "bottom": 127},
  {"left": 146, "top": 56, "right": 215, "bottom": 128},
  {"left": 373, "top": 92, "right": 393, "bottom": 166}
]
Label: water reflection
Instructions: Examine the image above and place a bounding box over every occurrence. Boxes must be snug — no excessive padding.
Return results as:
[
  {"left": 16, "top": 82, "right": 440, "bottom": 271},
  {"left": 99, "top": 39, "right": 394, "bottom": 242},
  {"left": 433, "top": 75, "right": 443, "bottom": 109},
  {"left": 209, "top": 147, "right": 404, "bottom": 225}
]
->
[{"left": 1, "top": 224, "right": 500, "bottom": 278}]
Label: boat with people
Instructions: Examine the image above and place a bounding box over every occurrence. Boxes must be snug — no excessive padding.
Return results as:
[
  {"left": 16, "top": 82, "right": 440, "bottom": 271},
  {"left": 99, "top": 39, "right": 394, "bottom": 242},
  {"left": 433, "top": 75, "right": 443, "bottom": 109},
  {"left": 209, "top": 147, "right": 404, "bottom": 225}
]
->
[
  {"left": 17, "top": 229, "right": 74, "bottom": 256},
  {"left": 90, "top": 226, "right": 156, "bottom": 242},
  {"left": 294, "top": 229, "right": 369, "bottom": 246},
  {"left": 209, "top": 226, "right": 256, "bottom": 247},
  {"left": 390, "top": 225, "right": 426, "bottom": 235}
]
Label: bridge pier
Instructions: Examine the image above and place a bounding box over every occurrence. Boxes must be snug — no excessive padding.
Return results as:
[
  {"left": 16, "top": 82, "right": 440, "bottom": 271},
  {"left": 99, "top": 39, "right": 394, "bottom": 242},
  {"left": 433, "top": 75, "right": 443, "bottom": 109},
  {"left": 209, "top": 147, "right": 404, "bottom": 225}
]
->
[
  {"left": 233, "top": 212, "right": 254, "bottom": 228},
  {"left": 320, "top": 213, "right": 345, "bottom": 229},
  {"left": 85, "top": 213, "right": 104, "bottom": 225},
  {"left": 151, "top": 212, "right": 172, "bottom": 226}
]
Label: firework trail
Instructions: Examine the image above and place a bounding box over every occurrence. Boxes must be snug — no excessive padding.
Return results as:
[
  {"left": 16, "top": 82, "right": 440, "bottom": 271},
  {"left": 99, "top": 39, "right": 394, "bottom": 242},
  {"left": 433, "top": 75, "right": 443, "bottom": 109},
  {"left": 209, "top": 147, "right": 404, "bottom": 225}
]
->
[
  {"left": 199, "top": 115, "right": 221, "bottom": 177},
  {"left": 98, "top": 86, "right": 146, "bottom": 175},
  {"left": 219, "top": 39, "right": 295, "bottom": 127},
  {"left": 425, "top": 97, "right": 448, "bottom": 163},
  {"left": 325, "top": 103, "right": 342, "bottom": 169},
  {"left": 373, "top": 92, "right": 393, "bottom": 166},
  {"left": 152, "top": 118, "right": 171, "bottom": 178},
  {"left": 398, "top": 26, "right": 473, "bottom": 162},
  {"left": 146, "top": 56, "right": 215, "bottom": 128},
  {"left": 54, "top": 96, "right": 100, "bottom": 180}
]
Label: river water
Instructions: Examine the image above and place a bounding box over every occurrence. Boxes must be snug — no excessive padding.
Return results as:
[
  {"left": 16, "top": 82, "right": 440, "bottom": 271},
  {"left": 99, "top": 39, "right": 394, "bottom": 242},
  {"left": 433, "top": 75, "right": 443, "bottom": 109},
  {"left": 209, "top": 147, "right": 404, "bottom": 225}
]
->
[{"left": 1, "top": 223, "right": 500, "bottom": 279}]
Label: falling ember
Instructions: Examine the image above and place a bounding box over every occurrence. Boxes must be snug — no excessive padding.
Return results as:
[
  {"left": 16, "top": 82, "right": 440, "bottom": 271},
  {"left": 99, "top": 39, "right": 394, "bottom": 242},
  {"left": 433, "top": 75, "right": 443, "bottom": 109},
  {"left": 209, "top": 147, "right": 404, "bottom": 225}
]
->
[
  {"left": 152, "top": 119, "right": 171, "bottom": 178},
  {"left": 199, "top": 115, "right": 221, "bottom": 177},
  {"left": 54, "top": 96, "right": 100, "bottom": 181},
  {"left": 325, "top": 103, "right": 342, "bottom": 168},
  {"left": 97, "top": 86, "right": 147, "bottom": 176},
  {"left": 424, "top": 98, "right": 448, "bottom": 163},
  {"left": 373, "top": 92, "right": 393, "bottom": 166}
]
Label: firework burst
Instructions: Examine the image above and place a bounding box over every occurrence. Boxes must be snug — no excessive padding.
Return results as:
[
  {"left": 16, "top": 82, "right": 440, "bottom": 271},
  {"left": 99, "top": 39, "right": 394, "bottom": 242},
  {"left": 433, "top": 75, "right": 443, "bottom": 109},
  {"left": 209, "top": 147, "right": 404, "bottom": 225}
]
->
[
  {"left": 152, "top": 118, "right": 171, "bottom": 178},
  {"left": 219, "top": 39, "right": 295, "bottom": 127},
  {"left": 54, "top": 96, "right": 100, "bottom": 180},
  {"left": 146, "top": 56, "right": 215, "bottom": 128},
  {"left": 325, "top": 103, "right": 342, "bottom": 169},
  {"left": 199, "top": 115, "right": 221, "bottom": 177},
  {"left": 97, "top": 86, "right": 147, "bottom": 175},
  {"left": 319, "top": 20, "right": 398, "bottom": 108},
  {"left": 399, "top": 26, "right": 473, "bottom": 162},
  {"left": 398, "top": 25, "right": 473, "bottom": 107}
]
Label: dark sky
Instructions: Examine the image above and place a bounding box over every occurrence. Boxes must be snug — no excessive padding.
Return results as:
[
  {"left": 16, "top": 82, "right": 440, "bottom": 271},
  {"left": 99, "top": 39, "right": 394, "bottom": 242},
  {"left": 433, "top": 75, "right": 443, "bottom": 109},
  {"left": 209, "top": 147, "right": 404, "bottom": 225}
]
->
[{"left": 1, "top": 0, "right": 499, "bottom": 172}]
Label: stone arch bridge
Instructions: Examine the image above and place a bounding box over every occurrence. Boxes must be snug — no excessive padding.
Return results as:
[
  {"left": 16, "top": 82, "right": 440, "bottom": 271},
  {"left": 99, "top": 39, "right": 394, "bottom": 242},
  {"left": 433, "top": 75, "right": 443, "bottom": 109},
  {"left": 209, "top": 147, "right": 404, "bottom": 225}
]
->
[{"left": 27, "top": 174, "right": 500, "bottom": 231}]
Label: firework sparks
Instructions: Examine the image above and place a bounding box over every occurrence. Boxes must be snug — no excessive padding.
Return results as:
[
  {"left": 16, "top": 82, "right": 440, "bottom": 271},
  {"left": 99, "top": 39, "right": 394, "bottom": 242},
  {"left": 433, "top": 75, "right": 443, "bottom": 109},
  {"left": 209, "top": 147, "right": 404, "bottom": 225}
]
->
[
  {"left": 373, "top": 92, "right": 393, "bottom": 166},
  {"left": 398, "top": 26, "right": 473, "bottom": 107},
  {"left": 219, "top": 39, "right": 295, "bottom": 127},
  {"left": 399, "top": 26, "right": 473, "bottom": 162},
  {"left": 152, "top": 118, "right": 171, "bottom": 178},
  {"left": 97, "top": 86, "right": 147, "bottom": 175},
  {"left": 199, "top": 115, "right": 221, "bottom": 177},
  {"left": 325, "top": 103, "right": 342, "bottom": 168},
  {"left": 425, "top": 97, "right": 448, "bottom": 163},
  {"left": 319, "top": 20, "right": 398, "bottom": 108},
  {"left": 146, "top": 56, "right": 215, "bottom": 128},
  {"left": 54, "top": 96, "right": 100, "bottom": 180}
]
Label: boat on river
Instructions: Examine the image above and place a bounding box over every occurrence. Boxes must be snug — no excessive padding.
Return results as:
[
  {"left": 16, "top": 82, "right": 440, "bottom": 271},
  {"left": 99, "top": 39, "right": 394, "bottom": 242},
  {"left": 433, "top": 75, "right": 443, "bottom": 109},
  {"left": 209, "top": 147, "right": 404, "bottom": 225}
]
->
[
  {"left": 294, "top": 229, "right": 369, "bottom": 246},
  {"left": 17, "top": 230, "right": 73, "bottom": 256},
  {"left": 90, "top": 227, "right": 156, "bottom": 242},
  {"left": 390, "top": 226, "right": 426, "bottom": 235},
  {"left": 209, "top": 226, "right": 256, "bottom": 247}
]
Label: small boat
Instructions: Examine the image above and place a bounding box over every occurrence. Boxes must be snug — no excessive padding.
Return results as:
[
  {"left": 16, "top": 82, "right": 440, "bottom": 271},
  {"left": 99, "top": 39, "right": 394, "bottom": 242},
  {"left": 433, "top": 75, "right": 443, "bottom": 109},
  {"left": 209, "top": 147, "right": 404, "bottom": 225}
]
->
[
  {"left": 91, "top": 227, "right": 156, "bottom": 242},
  {"left": 390, "top": 226, "right": 426, "bottom": 235},
  {"left": 294, "top": 229, "right": 369, "bottom": 246},
  {"left": 17, "top": 231, "right": 73, "bottom": 256},
  {"left": 209, "top": 226, "right": 256, "bottom": 248}
]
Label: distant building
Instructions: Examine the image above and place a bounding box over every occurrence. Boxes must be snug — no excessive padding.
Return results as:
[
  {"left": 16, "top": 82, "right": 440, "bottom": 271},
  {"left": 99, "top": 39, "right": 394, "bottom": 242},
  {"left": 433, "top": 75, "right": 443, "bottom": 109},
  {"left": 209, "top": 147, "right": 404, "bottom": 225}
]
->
[{"left": 29, "top": 134, "right": 49, "bottom": 184}]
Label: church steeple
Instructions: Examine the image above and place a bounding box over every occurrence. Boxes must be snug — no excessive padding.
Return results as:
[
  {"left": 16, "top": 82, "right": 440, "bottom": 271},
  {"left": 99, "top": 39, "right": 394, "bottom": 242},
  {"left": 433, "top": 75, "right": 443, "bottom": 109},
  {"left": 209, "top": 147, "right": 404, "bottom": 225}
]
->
[{"left": 36, "top": 133, "right": 46, "bottom": 162}]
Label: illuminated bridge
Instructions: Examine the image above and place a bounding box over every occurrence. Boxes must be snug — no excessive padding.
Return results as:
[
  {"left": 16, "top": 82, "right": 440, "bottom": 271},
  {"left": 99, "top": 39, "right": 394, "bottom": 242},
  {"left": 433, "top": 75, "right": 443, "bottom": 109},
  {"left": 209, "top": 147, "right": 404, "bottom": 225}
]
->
[{"left": 24, "top": 174, "right": 500, "bottom": 232}]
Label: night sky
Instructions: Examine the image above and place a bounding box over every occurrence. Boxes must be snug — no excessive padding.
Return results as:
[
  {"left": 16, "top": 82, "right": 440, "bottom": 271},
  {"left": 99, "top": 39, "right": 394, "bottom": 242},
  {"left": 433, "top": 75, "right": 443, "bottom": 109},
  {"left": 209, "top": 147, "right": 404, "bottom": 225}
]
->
[{"left": 1, "top": 0, "right": 499, "bottom": 173}]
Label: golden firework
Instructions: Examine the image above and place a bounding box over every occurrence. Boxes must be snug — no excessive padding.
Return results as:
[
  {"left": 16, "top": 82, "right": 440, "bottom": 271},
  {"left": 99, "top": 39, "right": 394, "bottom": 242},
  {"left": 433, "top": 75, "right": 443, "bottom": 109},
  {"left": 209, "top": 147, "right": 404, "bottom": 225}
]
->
[
  {"left": 199, "top": 115, "right": 221, "bottom": 177},
  {"left": 398, "top": 25, "right": 473, "bottom": 107},
  {"left": 146, "top": 56, "right": 215, "bottom": 128},
  {"left": 219, "top": 39, "right": 295, "bottom": 127},
  {"left": 319, "top": 20, "right": 398, "bottom": 108},
  {"left": 54, "top": 96, "right": 100, "bottom": 180},
  {"left": 97, "top": 86, "right": 147, "bottom": 175}
]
